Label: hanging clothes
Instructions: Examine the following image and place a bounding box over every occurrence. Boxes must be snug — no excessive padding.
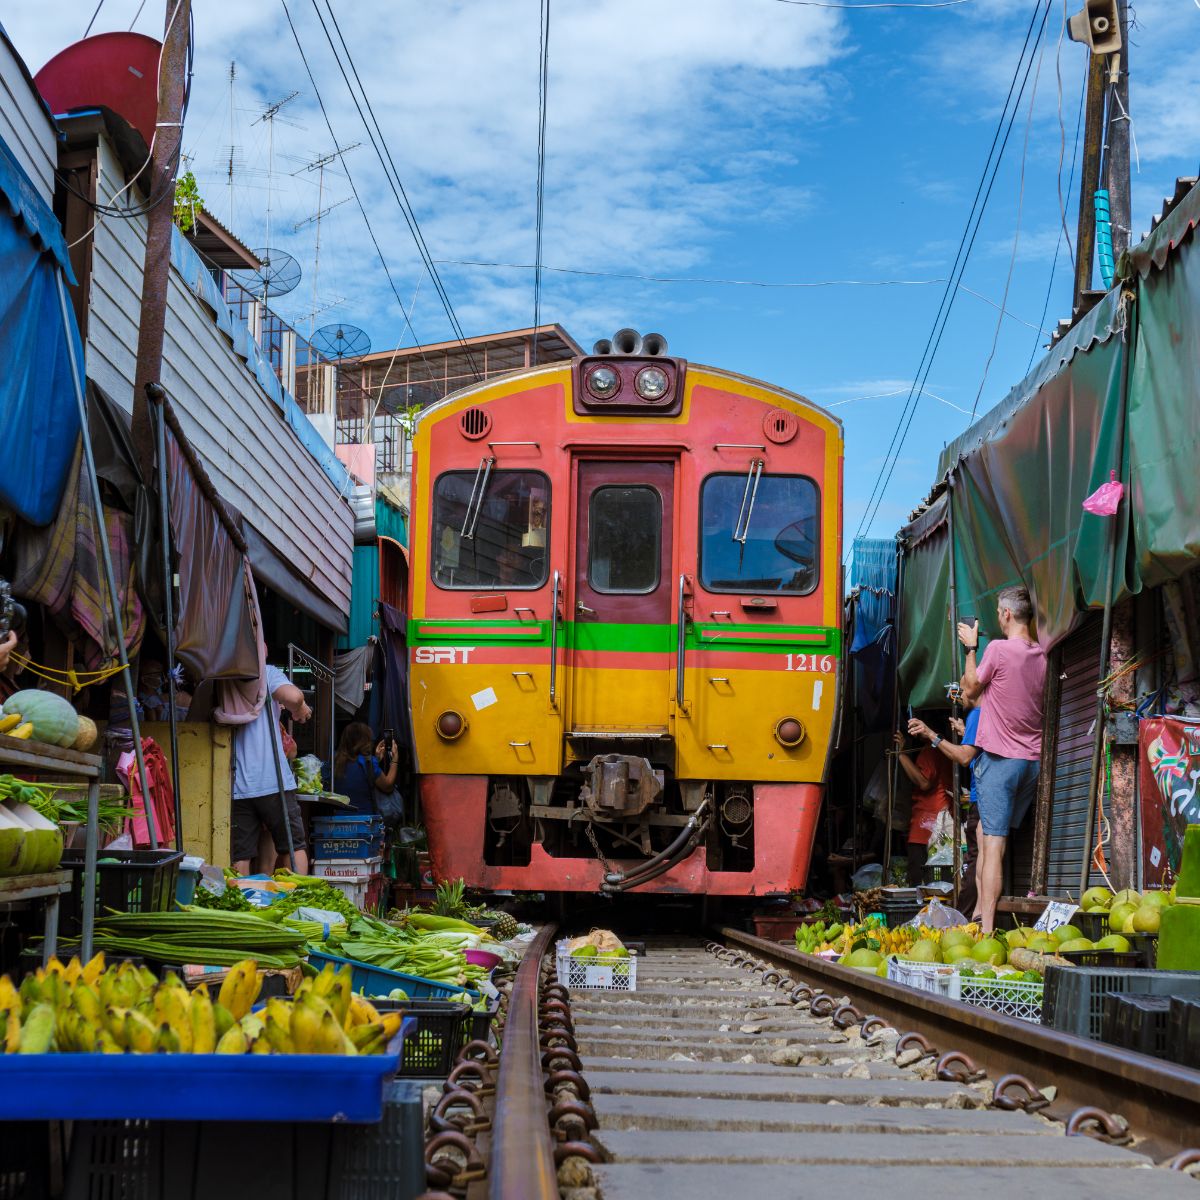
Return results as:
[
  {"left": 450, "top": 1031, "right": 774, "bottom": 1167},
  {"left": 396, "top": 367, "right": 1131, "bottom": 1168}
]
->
[{"left": 118, "top": 737, "right": 177, "bottom": 848}]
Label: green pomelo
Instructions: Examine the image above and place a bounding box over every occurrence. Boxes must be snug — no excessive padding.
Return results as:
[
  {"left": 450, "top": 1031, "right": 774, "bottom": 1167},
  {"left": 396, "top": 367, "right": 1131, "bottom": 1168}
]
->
[
  {"left": 1131, "top": 905, "right": 1161, "bottom": 934},
  {"left": 1005, "top": 932, "right": 1027, "bottom": 950},
  {"left": 1112, "top": 889, "right": 1141, "bottom": 909},
  {"left": 1095, "top": 934, "right": 1131, "bottom": 952},
  {"left": 1056, "top": 938, "right": 1095, "bottom": 953},
  {"left": 940, "top": 929, "right": 974, "bottom": 949},
  {"left": 1081, "top": 887, "right": 1112, "bottom": 910},
  {"left": 904, "top": 940, "right": 942, "bottom": 964},
  {"left": 1051, "top": 924, "right": 1083, "bottom": 944},
  {"left": 1026, "top": 934, "right": 1057, "bottom": 953},
  {"left": 846, "top": 948, "right": 883, "bottom": 969},
  {"left": 971, "top": 937, "right": 1007, "bottom": 965},
  {"left": 942, "top": 943, "right": 975, "bottom": 963},
  {"left": 1109, "top": 903, "right": 1137, "bottom": 932},
  {"left": 1139, "top": 890, "right": 1171, "bottom": 910}
]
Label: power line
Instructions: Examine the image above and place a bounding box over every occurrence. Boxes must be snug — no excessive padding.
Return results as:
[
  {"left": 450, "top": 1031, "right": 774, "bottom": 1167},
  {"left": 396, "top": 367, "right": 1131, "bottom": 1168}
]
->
[
  {"left": 278, "top": 0, "right": 428, "bottom": 369},
  {"left": 772, "top": 0, "right": 971, "bottom": 7},
  {"left": 853, "top": 0, "right": 1051, "bottom": 542},
  {"left": 970, "top": 34, "right": 1047, "bottom": 422},
  {"left": 312, "top": 0, "right": 482, "bottom": 380},
  {"left": 531, "top": 0, "right": 551, "bottom": 365},
  {"left": 84, "top": 0, "right": 106, "bottom": 37}
]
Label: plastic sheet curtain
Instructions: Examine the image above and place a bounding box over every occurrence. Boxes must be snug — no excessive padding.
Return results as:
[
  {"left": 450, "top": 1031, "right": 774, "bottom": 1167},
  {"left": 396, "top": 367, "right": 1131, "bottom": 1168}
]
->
[
  {"left": 897, "top": 493, "right": 955, "bottom": 709},
  {"left": 848, "top": 537, "right": 897, "bottom": 730},
  {"left": 1127, "top": 203, "right": 1200, "bottom": 591},
  {"left": 0, "top": 137, "right": 81, "bottom": 525}
]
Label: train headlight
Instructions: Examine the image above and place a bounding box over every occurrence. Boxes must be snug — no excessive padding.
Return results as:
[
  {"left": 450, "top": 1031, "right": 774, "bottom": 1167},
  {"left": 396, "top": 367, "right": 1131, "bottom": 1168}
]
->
[
  {"left": 586, "top": 364, "right": 621, "bottom": 400},
  {"left": 774, "top": 717, "right": 806, "bottom": 748},
  {"left": 635, "top": 365, "right": 669, "bottom": 400},
  {"left": 436, "top": 710, "right": 467, "bottom": 740}
]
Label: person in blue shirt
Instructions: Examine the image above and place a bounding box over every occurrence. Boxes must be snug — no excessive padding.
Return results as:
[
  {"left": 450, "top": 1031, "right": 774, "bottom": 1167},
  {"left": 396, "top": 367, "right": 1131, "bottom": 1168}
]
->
[
  {"left": 332, "top": 722, "right": 399, "bottom": 816},
  {"left": 908, "top": 683, "right": 982, "bottom": 918}
]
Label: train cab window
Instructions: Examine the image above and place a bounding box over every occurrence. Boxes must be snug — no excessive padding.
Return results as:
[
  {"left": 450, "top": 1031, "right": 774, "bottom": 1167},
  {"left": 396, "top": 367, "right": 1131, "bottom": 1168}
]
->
[
  {"left": 433, "top": 470, "right": 550, "bottom": 589},
  {"left": 700, "top": 473, "right": 819, "bottom": 594},
  {"left": 588, "top": 486, "right": 661, "bottom": 593}
]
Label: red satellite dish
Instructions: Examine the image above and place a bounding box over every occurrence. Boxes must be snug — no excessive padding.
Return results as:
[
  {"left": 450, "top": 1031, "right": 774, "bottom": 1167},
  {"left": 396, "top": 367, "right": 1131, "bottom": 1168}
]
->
[{"left": 34, "top": 33, "right": 162, "bottom": 147}]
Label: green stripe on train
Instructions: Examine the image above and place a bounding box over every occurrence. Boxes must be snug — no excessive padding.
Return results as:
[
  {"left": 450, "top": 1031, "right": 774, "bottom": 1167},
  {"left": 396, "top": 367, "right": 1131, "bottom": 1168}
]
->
[{"left": 409, "top": 619, "right": 841, "bottom": 656}]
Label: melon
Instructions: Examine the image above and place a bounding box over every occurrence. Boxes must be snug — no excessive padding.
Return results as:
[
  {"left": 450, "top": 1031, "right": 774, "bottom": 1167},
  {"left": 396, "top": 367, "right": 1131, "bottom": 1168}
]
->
[
  {"left": 0, "top": 807, "right": 31, "bottom": 876},
  {"left": 72, "top": 715, "right": 98, "bottom": 752},
  {"left": 4, "top": 802, "right": 63, "bottom": 874},
  {"left": 1, "top": 691, "right": 78, "bottom": 748}
]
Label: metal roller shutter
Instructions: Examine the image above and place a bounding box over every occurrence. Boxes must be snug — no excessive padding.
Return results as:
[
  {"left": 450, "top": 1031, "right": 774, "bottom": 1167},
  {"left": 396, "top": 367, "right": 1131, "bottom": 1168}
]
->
[{"left": 1045, "top": 615, "right": 1103, "bottom": 895}]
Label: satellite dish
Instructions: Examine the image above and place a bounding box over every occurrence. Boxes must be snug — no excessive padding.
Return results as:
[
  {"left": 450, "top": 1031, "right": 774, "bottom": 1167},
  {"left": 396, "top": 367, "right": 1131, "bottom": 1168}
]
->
[
  {"left": 230, "top": 247, "right": 302, "bottom": 299},
  {"left": 312, "top": 323, "right": 371, "bottom": 360}
]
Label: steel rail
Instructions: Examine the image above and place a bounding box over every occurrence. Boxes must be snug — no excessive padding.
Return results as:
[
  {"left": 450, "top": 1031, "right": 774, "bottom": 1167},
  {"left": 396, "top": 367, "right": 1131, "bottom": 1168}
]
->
[
  {"left": 719, "top": 926, "right": 1200, "bottom": 1157},
  {"left": 489, "top": 922, "right": 559, "bottom": 1200}
]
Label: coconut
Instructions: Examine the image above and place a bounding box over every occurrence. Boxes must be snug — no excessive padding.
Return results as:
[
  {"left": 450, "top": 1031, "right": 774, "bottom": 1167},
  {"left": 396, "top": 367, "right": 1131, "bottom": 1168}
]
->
[
  {"left": 0, "top": 807, "right": 31, "bottom": 876},
  {"left": 4, "top": 802, "right": 63, "bottom": 874}
]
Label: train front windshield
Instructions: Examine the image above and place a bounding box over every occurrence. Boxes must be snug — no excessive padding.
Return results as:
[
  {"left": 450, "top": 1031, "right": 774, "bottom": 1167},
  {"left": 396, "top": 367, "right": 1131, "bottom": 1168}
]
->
[{"left": 700, "top": 473, "right": 820, "bottom": 594}]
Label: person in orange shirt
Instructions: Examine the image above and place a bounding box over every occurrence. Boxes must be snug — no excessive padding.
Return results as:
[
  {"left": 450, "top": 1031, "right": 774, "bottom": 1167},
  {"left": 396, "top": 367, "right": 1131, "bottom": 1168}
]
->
[{"left": 893, "top": 724, "right": 953, "bottom": 887}]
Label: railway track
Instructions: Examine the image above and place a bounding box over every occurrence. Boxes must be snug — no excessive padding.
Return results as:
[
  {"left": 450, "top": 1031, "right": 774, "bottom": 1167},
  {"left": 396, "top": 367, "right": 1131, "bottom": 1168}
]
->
[{"left": 454, "top": 927, "right": 1200, "bottom": 1200}]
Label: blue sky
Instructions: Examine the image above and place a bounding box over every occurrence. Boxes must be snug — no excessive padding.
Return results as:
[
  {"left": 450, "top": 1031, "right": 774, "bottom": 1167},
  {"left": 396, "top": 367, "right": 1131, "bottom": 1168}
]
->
[{"left": 8, "top": 1, "right": 1200, "bottom": 543}]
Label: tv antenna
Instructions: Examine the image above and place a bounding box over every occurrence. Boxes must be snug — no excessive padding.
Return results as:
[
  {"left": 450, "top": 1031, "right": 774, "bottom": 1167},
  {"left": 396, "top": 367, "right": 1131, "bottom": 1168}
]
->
[
  {"left": 293, "top": 144, "right": 360, "bottom": 342},
  {"left": 252, "top": 90, "right": 301, "bottom": 253},
  {"left": 313, "top": 323, "right": 371, "bottom": 361},
  {"left": 230, "top": 247, "right": 302, "bottom": 305}
]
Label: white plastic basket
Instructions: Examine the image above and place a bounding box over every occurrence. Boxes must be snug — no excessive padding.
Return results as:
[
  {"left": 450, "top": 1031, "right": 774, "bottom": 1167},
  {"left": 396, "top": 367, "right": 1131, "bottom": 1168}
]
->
[
  {"left": 555, "top": 942, "right": 637, "bottom": 991},
  {"left": 311, "top": 856, "right": 383, "bottom": 880},
  {"left": 958, "top": 975, "right": 1044, "bottom": 1023},
  {"left": 886, "top": 958, "right": 962, "bottom": 1000}
]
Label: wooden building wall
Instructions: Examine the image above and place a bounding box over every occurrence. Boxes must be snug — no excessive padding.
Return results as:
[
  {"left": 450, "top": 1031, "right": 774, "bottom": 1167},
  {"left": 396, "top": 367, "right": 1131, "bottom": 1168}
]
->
[
  {"left": 0, "top": 30, "right": 57, "bottom": 198},
  {"left": 84, "top": 135, "right": 353, "bottom": 620}
]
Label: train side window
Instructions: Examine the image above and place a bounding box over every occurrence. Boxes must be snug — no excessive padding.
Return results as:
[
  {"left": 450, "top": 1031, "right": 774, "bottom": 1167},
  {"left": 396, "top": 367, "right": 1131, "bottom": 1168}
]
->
[
  {"left": 588, "top": 486, "right": 661, "bottom": 593},
  {"left": 432, "top": 469, "right": 550, "bottom": 590},
  {"left": 699, "top": 473, "right": 819, "bottom": 594}
]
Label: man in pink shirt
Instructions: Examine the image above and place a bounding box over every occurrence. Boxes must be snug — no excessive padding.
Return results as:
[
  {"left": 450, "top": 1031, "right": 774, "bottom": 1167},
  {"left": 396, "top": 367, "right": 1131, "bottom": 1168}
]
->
[{"left": 959, "top": 586, "right": 1047, "bottom": 933}]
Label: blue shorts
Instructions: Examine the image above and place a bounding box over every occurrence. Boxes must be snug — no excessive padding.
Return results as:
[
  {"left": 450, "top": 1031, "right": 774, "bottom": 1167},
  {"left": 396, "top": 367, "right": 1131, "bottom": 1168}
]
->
[{"left": 973, "top": 750, "right": 1039, "bottom": 837}]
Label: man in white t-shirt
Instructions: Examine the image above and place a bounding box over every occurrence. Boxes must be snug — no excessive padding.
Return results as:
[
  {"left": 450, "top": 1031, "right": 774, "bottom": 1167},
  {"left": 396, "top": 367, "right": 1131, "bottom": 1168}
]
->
[{"left": 232, "top": 664, "right": 312, "bottom": 874}]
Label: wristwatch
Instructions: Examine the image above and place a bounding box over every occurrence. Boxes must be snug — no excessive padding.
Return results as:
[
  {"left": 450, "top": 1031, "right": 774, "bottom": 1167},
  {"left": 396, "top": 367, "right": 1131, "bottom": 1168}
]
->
[{"left": 930, "top": 736, "right": 943, "bottom": 748}]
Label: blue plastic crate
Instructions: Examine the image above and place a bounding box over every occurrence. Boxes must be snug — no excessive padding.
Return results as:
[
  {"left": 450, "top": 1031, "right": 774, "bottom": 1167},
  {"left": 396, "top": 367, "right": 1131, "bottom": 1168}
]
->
[
  {"left": 312, "top": 836, "right": 384, "bottom": 860},
  {"left": 308, "top": 949, "right": 480, "bottom": 1002},
  {"left": 0, "top": 1021, "right": 413, "bottom": 1123},
  {"left": 313, "top": 815, "right": 383, "bottom": 841}
]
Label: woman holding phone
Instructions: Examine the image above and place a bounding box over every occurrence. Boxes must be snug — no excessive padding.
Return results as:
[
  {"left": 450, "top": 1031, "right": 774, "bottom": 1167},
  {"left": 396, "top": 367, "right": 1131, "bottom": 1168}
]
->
[{"left": 331, "top": 722, "right": 400, "bottom": 817}]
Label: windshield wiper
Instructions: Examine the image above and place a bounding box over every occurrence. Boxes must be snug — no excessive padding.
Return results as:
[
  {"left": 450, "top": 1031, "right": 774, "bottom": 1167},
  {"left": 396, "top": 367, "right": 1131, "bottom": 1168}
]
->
[
  {"left": 732, "top": 459, "right": 764, "bottom": 544},
  {"left": 460, "top": 456, "right": 495, "bottom": 540}
]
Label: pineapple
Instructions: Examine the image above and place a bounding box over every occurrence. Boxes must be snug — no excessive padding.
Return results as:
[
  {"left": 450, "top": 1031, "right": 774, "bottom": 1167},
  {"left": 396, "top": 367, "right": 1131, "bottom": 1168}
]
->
[{"left": 493, "top": 911, "right": 519, "bottom": 941}]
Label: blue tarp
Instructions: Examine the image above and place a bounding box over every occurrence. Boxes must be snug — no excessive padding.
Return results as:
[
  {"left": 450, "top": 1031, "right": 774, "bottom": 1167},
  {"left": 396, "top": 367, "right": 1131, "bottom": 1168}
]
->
[
  {"left": 848, "top": 536, "right": 897, "bottom": 732},
  {"left": 0, "top": 135, "right": 83, "bottom": 526}
]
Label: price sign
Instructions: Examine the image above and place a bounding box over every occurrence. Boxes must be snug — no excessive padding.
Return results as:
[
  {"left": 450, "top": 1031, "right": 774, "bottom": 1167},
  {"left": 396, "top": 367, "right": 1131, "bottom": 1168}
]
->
[{"left": 1033, "top": 900, "right": 1079, "bottom": 933}]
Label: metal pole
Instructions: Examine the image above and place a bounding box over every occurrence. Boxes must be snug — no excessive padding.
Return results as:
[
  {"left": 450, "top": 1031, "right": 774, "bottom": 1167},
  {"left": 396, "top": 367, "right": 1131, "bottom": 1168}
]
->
[
  {"left": 1079, "top": 292, "right": 1133, "bottom": 897},
  {"left": 149, "top": 385, "right": 184, "bottom": 849},
  {"left": 1074, "top": 53, "right": 1107, "bottom": 311},
  {"left": 885, "top": 540, "right": 905, "bottom": 884},
  {"left": 56, "top": 272, "right": 160, "bottom": 851},
  {"left": 946, "top": 484, "right": 963, "bottom": 909},
  {"left": 80, "top": 778, "right": 100, "bottom": 961},
  {"left": 1107, "top": 1, "right": 1131, "bottom": 261}
]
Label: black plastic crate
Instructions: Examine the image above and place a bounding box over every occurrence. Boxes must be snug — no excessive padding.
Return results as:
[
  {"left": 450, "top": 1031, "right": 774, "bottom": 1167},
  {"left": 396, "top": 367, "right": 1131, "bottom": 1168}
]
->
[
  {"left": 373, "top": 998, "right": 471, "bottom": 1077},
  {"left": 1060, "top": 949, "right": 1146, "bottom": 970},
  {"left": 1170, "top": 996, "right": 1200, "bottom": 1071},
  {"left": 62, "top": 1080, "right": 425, "bottom": 1200},
  {"left": 1042, "top": 966, "right": 1200, "bottom": 1040},
  {"left": 59, "top": 848, "right": 184, "bottom": 937},
  {"left": 1102, "top": 993, "right": 1172, "bottom": 1059}
]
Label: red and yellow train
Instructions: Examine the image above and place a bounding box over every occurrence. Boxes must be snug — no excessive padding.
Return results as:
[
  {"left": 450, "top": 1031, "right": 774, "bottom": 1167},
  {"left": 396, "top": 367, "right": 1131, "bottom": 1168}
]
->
[{"left": 406, "top": 330, "right": 842, "bottom": 896}]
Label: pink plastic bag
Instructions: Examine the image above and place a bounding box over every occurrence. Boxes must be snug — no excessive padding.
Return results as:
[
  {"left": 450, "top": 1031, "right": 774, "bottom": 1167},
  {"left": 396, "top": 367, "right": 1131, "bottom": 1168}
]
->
[{"left": 1082, "top": 470, "right": 1124, "bottom": 516}]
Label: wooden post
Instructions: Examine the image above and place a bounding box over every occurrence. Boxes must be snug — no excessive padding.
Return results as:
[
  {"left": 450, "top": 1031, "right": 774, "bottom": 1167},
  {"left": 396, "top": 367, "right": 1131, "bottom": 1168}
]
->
[
  {"left": 131, "top": 0, "right": 191, "bottom": 473},
  {"left": 1074, "top": 53, "right": 1107, "bottom": 311}
]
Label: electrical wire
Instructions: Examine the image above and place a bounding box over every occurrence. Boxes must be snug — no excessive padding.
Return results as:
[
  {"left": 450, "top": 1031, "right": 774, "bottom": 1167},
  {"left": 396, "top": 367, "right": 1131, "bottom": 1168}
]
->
[
  {"left": 313, "top": 0, "right": 482, "bottom": 379},
  {"left": 969, "top": 35, "right": 1047, "bottom": 422},
  {"left": 84, "top": 0, "right": 107, "bottom": 37},
  {"left": 1054, "top": 0, "right": 1074, "bottom": 268},
  {"left": 1028, "top": 57, "right": 1084, "bottom": 370},
  {"left": 853, "top": 0, "right": 1051, "bottom": 543},
  {"left": 772, "top": 0, "right": 972, "bottom": 7},
  {"left": 278, "top": 0, "right": 431, "bottom": 378},
  {"left": 129, "top": 0, "right": 149, "bottom": 29},
  {"left": 531, "top": 0, "right": 551, "bottom": 365}
]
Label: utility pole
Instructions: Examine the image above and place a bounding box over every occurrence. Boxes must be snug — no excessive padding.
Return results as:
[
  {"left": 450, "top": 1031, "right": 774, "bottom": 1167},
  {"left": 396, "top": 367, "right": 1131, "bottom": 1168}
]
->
[
  {"left": 132, "top": 0, "right": 191, "bottom": 475},
  {"left": 1073, "top": 53, "right": 1106, "bottom": 310},
  {"left": 1107, "top": 0, "right": 1131, "bottom": 261}
]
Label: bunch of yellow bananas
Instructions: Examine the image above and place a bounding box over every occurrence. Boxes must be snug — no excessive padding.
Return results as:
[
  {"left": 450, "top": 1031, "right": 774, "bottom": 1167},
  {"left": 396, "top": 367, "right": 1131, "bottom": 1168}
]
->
[{"left": 0, "top": 956, "right": 402, "bottom": 1056}]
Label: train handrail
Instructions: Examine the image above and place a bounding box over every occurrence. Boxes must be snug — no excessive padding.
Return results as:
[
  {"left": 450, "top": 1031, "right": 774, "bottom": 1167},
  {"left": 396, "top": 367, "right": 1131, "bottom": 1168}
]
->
[
  {"left": 676, "top": 573, "right": 688, "bottom": 711},
  {"left": 489, "top": 922, "right": 559, "bottom": 1200},
  {"left": 549, "top": 570, "right": 560, "bottom": 708}
]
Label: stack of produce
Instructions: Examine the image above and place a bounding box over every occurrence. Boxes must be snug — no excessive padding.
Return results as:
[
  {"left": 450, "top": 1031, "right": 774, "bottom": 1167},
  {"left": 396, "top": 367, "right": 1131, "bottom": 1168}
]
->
[
  {"left": 0, "top": 955, "right": 401, "bottom": 1055},
  {"left": 402, "top": 878, "right": 524, "bottom": 942},
  {"left": 565, "top": 929, "right": 630, "bottom": 961},
  {"left": 0, "top": 782, "right": 64, "bottom": 876},
  {"left": 324, "top": 915, "right": 490, "bottom": 990},
  {"left": 263, "top": 872, "right": 361, "bottom": 922},
  {"left": 0, "top": 691, "right": 95, "bottom": 750},
  {"left": 76, "top": 910, "right": 308, "bottom": 968},
  {"left": 1077, "top": 884, "right": 1175, "bottom": 936}
]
